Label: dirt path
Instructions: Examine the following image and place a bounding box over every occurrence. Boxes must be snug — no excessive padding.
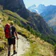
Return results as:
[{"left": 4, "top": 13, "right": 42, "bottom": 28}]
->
[
  {"left": 10, "top": 34, "right": 30, "bottom": 56},
  {"left": 0, "top": 34, "right": 30, "bottom": 56}
]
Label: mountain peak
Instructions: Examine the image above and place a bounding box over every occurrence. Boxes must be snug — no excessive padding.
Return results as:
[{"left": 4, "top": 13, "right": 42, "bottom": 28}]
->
[
  {"left": 31, "top": 4, "right": 36, "bottom": 7},
  {"left": 38, "top": 4, "right": 45, "bottom": 6},
  {"left": 37, "top": 4, "right": 45, "bottom": 9},
  {"left": 28, "top": 4, "right": 46, "bottom": 14},
  {"left": 28, "top": 4, "right": 36, "bottom": 9}
]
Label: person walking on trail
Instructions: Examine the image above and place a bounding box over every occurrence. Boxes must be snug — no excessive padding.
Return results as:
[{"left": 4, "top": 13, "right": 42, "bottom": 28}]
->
[{"left": 4, "top": 21, "right": 18, "bottom": 56}]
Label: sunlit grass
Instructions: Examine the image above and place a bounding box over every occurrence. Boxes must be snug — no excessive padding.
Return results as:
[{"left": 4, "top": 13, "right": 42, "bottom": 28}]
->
[{"left": 23, "top": 39, "right": 54, "bottom": 56}]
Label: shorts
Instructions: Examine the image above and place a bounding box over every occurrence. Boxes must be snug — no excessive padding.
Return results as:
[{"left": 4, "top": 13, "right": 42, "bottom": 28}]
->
[{"left": 8, "top": 38, "right": 15, "bottom": 45}]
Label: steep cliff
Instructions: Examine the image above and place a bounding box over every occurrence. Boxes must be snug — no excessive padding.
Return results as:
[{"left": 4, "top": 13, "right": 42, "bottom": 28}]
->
[{"left": 0, "top": 0, "right": 25, "bottom": 11}]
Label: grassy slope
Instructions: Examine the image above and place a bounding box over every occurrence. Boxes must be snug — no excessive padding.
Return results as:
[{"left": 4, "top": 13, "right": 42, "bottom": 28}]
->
[
  {"left": 14, "top": 25, "right": 54, "bottom": 56},
  {"left": 0, "top": 10, "right": 54, "bottom": 56}
]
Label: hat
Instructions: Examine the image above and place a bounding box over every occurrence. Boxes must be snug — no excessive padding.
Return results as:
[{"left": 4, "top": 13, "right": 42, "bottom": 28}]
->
[{"left": 9, "top": 21, "right": 14, "bottom": 25}]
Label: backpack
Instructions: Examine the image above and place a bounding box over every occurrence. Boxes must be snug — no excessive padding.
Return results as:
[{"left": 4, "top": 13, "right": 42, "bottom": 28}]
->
[{"left": 4, "top": 24, "right": 12, "bottom": 39}]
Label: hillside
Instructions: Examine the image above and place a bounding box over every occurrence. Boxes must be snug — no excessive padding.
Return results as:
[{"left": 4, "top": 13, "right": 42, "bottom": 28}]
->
[
  {"left": 0, "top": 10, "right": 56, "bottom": 45},
  {"left": 0, "top": 11, "right": 55, "bottom": 56},
  {"left": 48, "top": 15, "right": 56, "bottom": 32},
  {"left": 0, "top": 26, "right": 55, "bottom": 56},
  {"left": 48, "top": 16, "right": 56, "bottom": 27}
]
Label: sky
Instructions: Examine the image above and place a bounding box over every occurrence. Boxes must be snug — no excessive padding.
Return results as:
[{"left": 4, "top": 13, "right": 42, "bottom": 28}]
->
[{"left": 23, "top": 0, "right": 56, "bottom": 8}]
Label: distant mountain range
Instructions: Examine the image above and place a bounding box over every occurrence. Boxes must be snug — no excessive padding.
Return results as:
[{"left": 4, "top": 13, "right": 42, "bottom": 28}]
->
[
  {"left": 28, "top": 4, "right": 46, "bottom": 14},
  {"left": 40, "top": 5, "right": 56, "bottom": 32},
  {"left": 28, "top": 4, "right": 56, "bottom": 31},
  {"left": 28, "top": 5, "right": 38, "bottom": 13}
]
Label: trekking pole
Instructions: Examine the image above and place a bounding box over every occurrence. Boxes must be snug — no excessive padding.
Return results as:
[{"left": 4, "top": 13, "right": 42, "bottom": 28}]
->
[
  {"left": 17, "top": 39, "right": 18, "bottom": 49},
  {"left": 16, "top": 38, "right": 18, "bottom": 56}
]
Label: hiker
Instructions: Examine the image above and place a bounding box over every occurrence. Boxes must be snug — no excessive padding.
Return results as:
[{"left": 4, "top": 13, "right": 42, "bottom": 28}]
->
[{"left": 4, "top": 21, "right": 18, "bottom": 56}]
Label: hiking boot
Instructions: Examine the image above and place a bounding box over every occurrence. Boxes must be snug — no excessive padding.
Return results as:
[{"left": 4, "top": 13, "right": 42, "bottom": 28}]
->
[
  {"left": 13, "top": 50, "right": 17, "bottom": 54},
  {"left": 8, "top": 51, "right": 10, "bottom": 56}
]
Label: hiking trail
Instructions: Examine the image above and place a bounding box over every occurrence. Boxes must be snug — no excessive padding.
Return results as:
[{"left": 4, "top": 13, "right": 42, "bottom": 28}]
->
[{"left": 4, "top": 34, "right": 30, "bottom": 56}]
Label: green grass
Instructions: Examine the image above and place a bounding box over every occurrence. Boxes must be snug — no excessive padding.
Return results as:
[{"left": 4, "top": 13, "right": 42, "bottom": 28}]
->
[
  {"left": 2, "top": 10, "right": 28, "bottom": 22},
  {"left": 23, "top": 39, "right": 54, "bottom": 56}
]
